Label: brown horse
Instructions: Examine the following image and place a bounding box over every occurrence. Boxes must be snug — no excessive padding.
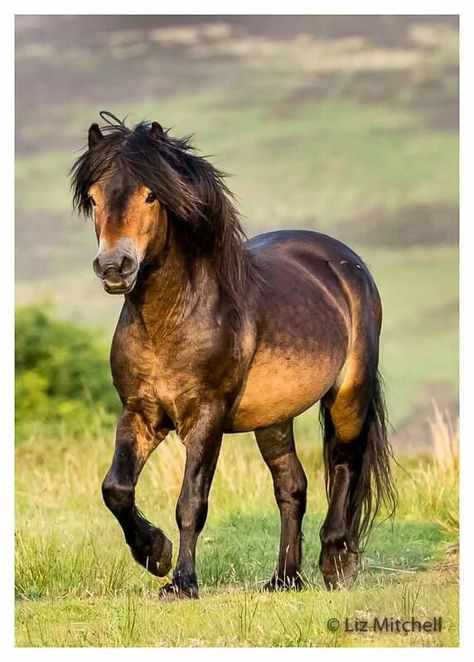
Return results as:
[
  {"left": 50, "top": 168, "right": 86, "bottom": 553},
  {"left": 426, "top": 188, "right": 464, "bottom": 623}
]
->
[{"left": 71, "top": 112, "right": 396, "bottom": 598}]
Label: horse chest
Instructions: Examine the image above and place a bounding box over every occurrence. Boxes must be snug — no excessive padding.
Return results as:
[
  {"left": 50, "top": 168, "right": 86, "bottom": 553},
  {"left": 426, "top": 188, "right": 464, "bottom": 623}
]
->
[
  {"left": 111, "top": 341, "right": 160, "bottom": 412},
  {"left": 111, "top": 328, "right": 222, "bottom": 428}
]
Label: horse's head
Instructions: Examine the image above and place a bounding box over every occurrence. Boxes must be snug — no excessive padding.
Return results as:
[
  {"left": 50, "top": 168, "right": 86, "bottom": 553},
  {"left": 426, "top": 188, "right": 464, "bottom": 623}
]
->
[
  {"left": 86, "top": 122, "right": 169, "bottom": 294},
  {"left": 73, "top": 118, "right": 169, "bottom": 295}
]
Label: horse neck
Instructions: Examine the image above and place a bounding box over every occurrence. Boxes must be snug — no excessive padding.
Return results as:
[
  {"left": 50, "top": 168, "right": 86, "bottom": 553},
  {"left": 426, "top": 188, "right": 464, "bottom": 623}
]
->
[{"left": 125, "top": 224, "right": 219, "bottom": 336}]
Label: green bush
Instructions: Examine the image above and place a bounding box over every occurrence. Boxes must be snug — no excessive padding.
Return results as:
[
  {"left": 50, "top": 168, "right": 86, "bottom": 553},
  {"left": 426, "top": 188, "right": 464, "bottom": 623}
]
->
[{"left": 15, "top": 305, "right": 120, "bottom": 427}]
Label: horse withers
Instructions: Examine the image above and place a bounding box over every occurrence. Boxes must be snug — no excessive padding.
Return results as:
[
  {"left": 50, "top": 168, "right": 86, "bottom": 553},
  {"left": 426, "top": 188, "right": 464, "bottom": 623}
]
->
[{"left": 71, "top": 112, "right": 396, "bottom": 599}]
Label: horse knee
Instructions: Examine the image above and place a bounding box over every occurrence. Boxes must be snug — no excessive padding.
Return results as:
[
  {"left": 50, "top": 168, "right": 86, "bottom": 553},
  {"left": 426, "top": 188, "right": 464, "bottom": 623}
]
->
[
  {"left": 275, "top": 472, "right": 307, "bottom": 514},
  {"left": 102, "top": 477, "right": 134, "bottom": 513},
  {"left": 292, "top": 473, "right": 308, "bottom": 506}
]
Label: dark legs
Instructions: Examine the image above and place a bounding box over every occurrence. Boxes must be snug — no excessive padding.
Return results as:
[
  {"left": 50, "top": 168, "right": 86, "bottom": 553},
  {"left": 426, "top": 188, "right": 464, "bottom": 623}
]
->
[
  {"left": 319, "top": 372, "right": 396, "bottom": 590},
  {"left": 318, "top": 430, "right": 363, "bottom": 589},
  {"left": 255, "top": 420, "right": 307, "bottom": 590},
  {"left": 103, "top": 406, "right": 224, "bottom": 599},
  {"left": 160, "top": 426, "right": 223, "bottom": 599},
  {"left": 318, "top": 375, "right": 375, "bottom": 589},
  {"left": 101, "top": 410, "right": 172, "bottom": 577}
]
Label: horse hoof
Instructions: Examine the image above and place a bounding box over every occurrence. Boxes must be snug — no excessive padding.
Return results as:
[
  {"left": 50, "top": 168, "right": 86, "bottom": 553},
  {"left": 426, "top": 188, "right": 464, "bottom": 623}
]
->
[
  {"left": 159, "top": 581, "right": 199, "bottom": 601},
  {"left": 262, "top": 575, "right": 302, "bottom": 592},
  {"left": 319, "top": 546, "right": 359, "bottom": 590},
  {"left": 131, "top": 530, "right": 173, "bottom": 577}
]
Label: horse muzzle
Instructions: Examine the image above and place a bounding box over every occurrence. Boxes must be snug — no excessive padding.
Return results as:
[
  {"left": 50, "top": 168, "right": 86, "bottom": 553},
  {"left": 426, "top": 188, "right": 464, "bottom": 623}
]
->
[{"left": 93, "top": 249, "right": 139, "bottom": 295}]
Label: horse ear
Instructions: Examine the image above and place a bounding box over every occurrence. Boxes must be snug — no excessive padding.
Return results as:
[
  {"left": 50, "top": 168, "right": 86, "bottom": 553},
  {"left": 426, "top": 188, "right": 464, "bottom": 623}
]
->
[
  {"left": 88, "top": 123, "right": 103, "bottom": 149},
  {"left": 150, "top": 121, "right": 164, "bottom": 139}
]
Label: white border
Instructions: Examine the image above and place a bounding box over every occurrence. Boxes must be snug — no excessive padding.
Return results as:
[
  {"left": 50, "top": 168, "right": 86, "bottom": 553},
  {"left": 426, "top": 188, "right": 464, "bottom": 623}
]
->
[{"left": 3, "top": 2, "right": 470, "bottom": 659}]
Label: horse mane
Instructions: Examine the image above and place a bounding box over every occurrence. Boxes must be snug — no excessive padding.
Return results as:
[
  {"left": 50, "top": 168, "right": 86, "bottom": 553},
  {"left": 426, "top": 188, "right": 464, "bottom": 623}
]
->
[{"left": 70, "top": 112, "right": 254, "bottom": 315}]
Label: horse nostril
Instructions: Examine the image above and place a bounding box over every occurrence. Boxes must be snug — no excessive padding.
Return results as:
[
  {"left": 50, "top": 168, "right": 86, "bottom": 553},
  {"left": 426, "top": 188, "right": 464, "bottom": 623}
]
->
[
  {"left": 93, "top": 255, "right": 119, "bottom": 278},
  {"left": 92, "top": 256, "right": 101, "bottom": 275},
  {"left": 119, "top": 255, "right": 136, "bottom": 276}
]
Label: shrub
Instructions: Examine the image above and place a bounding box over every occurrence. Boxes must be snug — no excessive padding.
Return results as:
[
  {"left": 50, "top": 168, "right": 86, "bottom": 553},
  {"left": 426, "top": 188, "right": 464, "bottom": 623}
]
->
[{"left": 15, "top": 305, "right": 120, "bottom": 427}]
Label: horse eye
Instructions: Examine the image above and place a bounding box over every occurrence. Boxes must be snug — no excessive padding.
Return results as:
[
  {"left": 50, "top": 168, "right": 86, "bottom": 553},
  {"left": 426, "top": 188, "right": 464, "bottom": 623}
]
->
[
  {"left": 145, "top": 192, "right": 157, "bottom": 204},
  {"left": 88, "top": 194, "right": 96, "bottom": 207}
]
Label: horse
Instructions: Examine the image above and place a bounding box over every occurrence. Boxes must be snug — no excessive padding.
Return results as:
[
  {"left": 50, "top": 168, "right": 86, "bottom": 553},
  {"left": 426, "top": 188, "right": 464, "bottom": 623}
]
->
[{"left": 71, "top": 111, "right": 396, "bottom": 599}]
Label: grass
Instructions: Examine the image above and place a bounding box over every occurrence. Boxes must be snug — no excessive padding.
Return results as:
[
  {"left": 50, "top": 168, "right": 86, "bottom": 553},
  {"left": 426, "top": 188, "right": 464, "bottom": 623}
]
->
[
  {"left": 16, "top": 580, "right": 458, "bottom": 647},
  {"left": 15, "top": 407, "right": 459, "bottom": 646},
  {"left": 371, "top": 245, "right": 458, "bottom": 424}
]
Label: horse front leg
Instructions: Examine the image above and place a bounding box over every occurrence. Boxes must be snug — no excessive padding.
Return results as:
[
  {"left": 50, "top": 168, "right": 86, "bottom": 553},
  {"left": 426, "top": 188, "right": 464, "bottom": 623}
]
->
[
  {"left": 101, "top": 409, "right": 172, "bottom": 577},
  {"left": 160, "top": 410, "right": 223, "bottom": 599}
]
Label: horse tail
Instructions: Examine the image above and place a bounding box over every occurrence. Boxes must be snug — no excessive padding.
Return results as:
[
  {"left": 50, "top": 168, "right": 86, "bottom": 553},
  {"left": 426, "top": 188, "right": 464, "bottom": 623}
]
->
[{"left": 319, "top": 371, "right": 397, "bottom": 548}]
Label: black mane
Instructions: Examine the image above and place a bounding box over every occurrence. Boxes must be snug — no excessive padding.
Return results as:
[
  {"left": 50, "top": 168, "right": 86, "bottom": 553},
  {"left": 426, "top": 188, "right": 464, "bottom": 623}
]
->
[{"left": 70, "top": 112, "right": 252, "bottom": 311}]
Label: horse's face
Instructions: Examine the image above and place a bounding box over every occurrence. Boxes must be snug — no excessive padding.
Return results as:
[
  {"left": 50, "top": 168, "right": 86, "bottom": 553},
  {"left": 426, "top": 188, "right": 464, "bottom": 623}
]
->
[{"left": 89, "top": 180, "right": 167, "bottom": 294}]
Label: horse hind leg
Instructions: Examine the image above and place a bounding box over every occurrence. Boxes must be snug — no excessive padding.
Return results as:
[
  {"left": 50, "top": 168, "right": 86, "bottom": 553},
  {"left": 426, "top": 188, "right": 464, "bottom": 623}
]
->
[
  {"left": 318, "top": 404, "right": 363, "bottom": 590},
  {"left": 318, "top": 370, "right": 396, "bottom": 590},
  {"left": 255, "top": 420, "right": 307, "bottom": 590}
]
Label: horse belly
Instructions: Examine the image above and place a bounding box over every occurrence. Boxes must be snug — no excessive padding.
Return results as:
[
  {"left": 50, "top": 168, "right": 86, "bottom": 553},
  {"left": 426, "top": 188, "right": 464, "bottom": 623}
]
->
[{"left": 229, "top": 346, "right": 344, "bottom": 432}]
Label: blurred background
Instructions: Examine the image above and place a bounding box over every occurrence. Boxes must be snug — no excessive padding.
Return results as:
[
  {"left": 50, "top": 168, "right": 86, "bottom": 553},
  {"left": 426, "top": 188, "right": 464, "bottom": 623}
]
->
[{"left": 15, "top": 14, "right": 458, "bottom": 448}]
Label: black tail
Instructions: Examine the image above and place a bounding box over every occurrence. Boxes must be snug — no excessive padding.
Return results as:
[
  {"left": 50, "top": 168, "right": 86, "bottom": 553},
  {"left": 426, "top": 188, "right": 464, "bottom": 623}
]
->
[{"left": 320, "top": 372, "right": 397, "bottom": 549}]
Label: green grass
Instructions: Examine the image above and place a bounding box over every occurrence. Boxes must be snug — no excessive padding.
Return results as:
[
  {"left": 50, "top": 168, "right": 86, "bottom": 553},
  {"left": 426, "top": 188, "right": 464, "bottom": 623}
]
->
[
  {"left": 370, "top": 245, "right": 458, "bottom": 423},
  {"left": 15, "top": 417, "right": 459, "bottom": 646},
  {"left": 16, "top": 582, "right": 458, "bottom": 647}
]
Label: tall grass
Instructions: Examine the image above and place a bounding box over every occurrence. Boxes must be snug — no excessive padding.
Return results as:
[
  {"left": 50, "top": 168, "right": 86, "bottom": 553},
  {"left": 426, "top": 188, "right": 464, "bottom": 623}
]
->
[
  {"left": 427, "top": 402, "right": 459, "bottom": 477},
  {"left": 395, "top": 404, "right": 459, "bottom": 543},
  {"left": 15, "top": 406, "right": 459, "bottom": 645}
]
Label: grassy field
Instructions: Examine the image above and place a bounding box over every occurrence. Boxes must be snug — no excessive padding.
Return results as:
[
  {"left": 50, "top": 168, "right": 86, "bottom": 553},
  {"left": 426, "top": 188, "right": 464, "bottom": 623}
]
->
[
  {"left": 15, "top": 407, "right": 458, "bottom": 647},
  {"left": 15, "top": 16, "right": 459, "bottom": 648}
]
